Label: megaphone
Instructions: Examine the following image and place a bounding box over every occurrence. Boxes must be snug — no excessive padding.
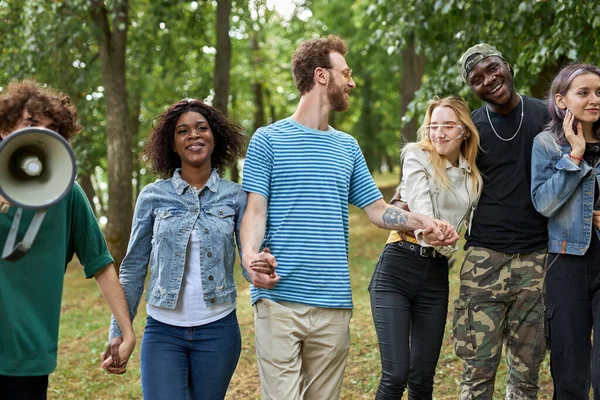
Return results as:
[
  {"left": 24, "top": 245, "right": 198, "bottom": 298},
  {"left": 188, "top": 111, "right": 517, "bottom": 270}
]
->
[{"left": 0, "top": 127, "right": 77, "bottom": 261}]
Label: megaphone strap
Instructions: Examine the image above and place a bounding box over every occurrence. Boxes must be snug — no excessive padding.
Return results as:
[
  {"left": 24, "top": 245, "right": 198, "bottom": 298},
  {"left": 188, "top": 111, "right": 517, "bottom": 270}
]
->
[
  {"left": 3, "top": 208, "right": 24, "bottom": 251},
  {"left": 2, "top": 208, "right": 47, "bottom": 262}
]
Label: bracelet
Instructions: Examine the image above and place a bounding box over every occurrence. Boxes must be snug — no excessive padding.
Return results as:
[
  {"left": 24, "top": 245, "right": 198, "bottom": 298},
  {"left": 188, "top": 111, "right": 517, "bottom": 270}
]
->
[{"left": 569, "top": 153, "right": 584, "bottom": 161}]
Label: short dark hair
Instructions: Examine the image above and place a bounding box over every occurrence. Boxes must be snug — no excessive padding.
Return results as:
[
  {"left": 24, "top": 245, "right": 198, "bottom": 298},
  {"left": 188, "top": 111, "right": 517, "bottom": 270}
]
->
[
  {"left": 291, "top": 35, "right": 348, "bottom": 95},
  {"left": 0, "top": 79, "right": 81, "bottom": 140},
  {"left": 145, "top": 99, "right": 246, "bottom": 178}
]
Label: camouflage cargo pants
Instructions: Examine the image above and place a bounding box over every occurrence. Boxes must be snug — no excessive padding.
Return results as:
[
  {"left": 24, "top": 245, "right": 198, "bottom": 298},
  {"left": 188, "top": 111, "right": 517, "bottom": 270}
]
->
[{"left": 453, "top": 247, "right": 547, "bottom": 400}]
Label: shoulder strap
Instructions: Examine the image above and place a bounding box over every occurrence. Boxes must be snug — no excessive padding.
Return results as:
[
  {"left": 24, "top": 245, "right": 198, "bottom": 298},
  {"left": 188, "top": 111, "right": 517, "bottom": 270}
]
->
[{"left": 2, "top": 208, "right": 47, "bottom": 262}]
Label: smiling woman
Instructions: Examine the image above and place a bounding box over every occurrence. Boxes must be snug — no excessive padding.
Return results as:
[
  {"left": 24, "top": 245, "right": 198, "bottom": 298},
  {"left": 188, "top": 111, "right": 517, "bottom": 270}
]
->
[
  {"left": 104, "top": 99, "right": 248, "bottom": 400},
  {"left": 173, "top": 111, "right": 215, "bottom": 180},
  {"left": 369, "top": 96, "right": 482, "bottom": 399},
  {"left": 146, "top": 99, "right": 245, "bottom": 178},
  {"left": 531, "top": 63, "right": 600, "bottom": 398}
]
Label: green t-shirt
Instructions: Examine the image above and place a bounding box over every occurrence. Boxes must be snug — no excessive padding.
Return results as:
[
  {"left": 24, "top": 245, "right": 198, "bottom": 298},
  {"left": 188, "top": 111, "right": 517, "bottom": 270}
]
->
[{"left": 0, "top": 182, "right": 114, "bottom": 376}]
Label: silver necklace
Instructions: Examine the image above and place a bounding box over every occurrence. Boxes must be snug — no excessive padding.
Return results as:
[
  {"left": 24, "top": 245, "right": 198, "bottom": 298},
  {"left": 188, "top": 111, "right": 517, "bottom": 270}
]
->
[{"left": 485, "top": 94, "right": 524, "bottom": 142}]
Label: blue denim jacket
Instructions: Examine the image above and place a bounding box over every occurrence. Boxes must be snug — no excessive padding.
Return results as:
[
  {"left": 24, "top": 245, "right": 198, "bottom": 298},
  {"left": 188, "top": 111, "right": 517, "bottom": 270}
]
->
[
  {"left": 109, "top": 169, "right": 246, "bottom": 339},
  {"left": 531, "top": 131, "right": 600, "bottom": 255}
]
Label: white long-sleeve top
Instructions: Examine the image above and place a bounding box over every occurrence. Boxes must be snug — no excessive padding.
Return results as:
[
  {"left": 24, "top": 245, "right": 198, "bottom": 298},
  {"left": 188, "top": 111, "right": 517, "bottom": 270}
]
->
[{"left": 399, "top": 145, "right": 480, "bottom": 257}]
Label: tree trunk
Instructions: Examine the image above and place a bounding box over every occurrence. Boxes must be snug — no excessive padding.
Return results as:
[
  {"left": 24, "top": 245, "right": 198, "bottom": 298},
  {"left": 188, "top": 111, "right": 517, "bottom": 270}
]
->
[
  {"left": 78, "top": 173, "right": 97, "bottom": 217},
  {"left": 213, "top": 0, "right": 232, "bottom": 116},
  {"left": 360, "top": 75, "right": 378, "bottom": 172},
  {"left": 385, "top": 153, "right": 397, "bottom": 175},
  {"left": 399, "top": 36, "right": 425, "bottom": 178},
  {"left": 253, "top": 82, "right": 265, "bottom": 128},
  {"left": 229, "top": 91, "right": 240, "bottom": 183},
  {"left": 530, "top": 57, "right": 567, "bottom": 99},
  {"left": 264, "top": 88, "right": 276, "bottom": 124},
  {"left": 252, "top": 33, "right": 265, "bottom": 132},
  {"left": 214, "top": 0, "right": 235, "bottom": 181},
  {"left": 90, "top": 0, "right": 133, "bottom": 267}
]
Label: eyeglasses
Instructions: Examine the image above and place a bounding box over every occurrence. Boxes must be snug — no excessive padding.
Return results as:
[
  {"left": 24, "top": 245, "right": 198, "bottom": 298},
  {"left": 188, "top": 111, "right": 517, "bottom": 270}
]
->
[
  {"left": 424, "top": 124, "right": 464, "bottom": 139},
  {"left": 326, "top": 68, "right": 353, "bottom": 82}
]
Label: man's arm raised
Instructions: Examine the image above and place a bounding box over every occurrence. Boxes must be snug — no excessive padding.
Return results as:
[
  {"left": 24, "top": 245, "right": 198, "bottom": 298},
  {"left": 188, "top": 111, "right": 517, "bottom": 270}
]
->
[{"left": 240, "top": 192, "right": 279, "bottom": 289}]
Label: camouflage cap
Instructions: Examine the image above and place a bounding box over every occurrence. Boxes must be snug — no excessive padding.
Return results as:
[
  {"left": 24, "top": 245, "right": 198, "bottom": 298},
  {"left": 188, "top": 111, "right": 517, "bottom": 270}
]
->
[{"left": 457, "top": 43, "right": 506, "bottom": 83}]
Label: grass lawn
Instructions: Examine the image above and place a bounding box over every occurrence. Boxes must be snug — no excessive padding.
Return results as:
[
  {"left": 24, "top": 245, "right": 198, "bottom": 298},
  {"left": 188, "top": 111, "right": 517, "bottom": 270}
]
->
[{"left": 50, "top": 171, "right": 553, "bottom": 399}]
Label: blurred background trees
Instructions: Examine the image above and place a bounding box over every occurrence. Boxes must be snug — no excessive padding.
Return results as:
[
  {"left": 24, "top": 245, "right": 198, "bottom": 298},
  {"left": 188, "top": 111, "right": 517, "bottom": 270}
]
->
[{"left": 2, "top": 0, "right": 598, "bottom": 265}]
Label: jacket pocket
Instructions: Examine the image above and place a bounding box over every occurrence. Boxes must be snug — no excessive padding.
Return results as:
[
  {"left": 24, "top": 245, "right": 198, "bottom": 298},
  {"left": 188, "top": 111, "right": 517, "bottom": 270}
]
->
[
  {"left": 204, "top": 205, "right": 235, "bottom": 235},
  {"left": 153, "top": 207, "right": 186, "bottom": 239},
  {"left": 453, "top": 296, "right": 477, "bottom": 360}
]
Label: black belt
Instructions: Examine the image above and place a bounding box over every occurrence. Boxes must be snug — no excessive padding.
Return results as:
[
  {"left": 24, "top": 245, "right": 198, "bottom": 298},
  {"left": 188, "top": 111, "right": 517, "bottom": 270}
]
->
[{"left": 395, "top": 240, "right": 443, "bottom": 258}]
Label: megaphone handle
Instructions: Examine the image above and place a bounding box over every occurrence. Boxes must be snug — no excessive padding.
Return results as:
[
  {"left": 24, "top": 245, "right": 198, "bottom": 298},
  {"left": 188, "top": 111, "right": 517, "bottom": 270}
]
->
[{"left": 2, "top": 209, "right": 47, "bottom": 262}]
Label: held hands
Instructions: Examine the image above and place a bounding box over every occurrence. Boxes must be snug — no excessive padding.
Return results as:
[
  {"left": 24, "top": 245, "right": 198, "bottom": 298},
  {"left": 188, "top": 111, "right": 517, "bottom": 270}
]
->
[
  {"left": 422, "top": 218, "right": 459, "bottom": 246},
  {"left": 242, "top": 248, "right": 280, "bottom": 289},
  {"left": 100, "top": 335, "right": 136, "bottom": 374},
  {"left": 564, "top": 110, "right": 586, "bottom": 159},
  {"left": 249, "top": 247, "right": 277, "bottom": 276},
  {"left": 385, "top": 203, "right": 458, "bottom": 246}
]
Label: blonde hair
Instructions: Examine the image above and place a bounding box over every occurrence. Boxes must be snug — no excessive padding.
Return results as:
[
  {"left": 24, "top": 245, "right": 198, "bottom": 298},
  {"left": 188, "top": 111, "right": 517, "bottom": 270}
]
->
[{"left": 401, "top": 96, "right": 482, "bottom": 197}]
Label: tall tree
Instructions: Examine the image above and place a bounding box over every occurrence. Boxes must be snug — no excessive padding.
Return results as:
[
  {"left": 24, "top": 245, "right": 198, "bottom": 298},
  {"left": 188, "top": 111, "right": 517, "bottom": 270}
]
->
[
  {"left": 251, "top": 32, "right": 266, "bottom": 133},
  {"left": 213, "top": 0, "right": 235, "bottom": 180},
  {"left": 90, "top": 0, "right": 133, "bottom": 266},
  {"left": 399, "top": 36, "right": 425, "bottom": 145},
  {"left": 214, "top": 0, "right": 232, "bottom": 115}
]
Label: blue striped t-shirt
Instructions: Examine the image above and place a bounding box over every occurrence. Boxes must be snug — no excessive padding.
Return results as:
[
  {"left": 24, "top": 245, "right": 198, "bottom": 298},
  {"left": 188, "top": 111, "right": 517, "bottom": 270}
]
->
[{"left": 242, "top": 118, "right": 382, "bottom": 308}]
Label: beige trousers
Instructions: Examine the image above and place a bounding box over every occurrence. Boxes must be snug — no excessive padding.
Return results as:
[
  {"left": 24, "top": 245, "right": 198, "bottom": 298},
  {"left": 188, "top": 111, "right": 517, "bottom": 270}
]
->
[{"left": 253, "top": 299, "right": 353, "bottom": 400}]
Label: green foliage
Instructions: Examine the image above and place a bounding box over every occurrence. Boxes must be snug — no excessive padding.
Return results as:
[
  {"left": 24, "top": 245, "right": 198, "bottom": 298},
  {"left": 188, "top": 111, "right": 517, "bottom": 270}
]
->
[
  {"left": 2, "top": 0, "right": 599, "bottom": 194},
  {"left": 369, "top": 0, "right": 600, "bottom": 126}
]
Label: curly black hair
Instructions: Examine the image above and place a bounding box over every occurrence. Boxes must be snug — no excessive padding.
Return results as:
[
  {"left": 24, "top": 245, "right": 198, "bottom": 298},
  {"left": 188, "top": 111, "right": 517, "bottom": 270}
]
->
[
  {"left": 145, "top": 99, "right": 246, "bottom": 178},
  {"left": 0, "top": 79, "right": 81, "bottom": 140}
]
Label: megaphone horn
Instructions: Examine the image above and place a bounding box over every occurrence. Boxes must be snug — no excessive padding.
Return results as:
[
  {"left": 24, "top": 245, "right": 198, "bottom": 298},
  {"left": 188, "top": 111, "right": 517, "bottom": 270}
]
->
[{"left": 0, "top": 127, "right": 77, "bottom": 261}]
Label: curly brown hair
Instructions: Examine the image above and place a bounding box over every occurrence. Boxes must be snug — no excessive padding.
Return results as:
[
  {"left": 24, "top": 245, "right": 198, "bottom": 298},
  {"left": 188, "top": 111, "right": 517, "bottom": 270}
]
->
[
  {"left": 145, "top": 99, "right": 246, "bottom": 178},
  {"left": 0, "top": 79, "right": 81, "bottom": 140},
  {"left": 291, "top": 35, "right": 348, "bottom": 95}
]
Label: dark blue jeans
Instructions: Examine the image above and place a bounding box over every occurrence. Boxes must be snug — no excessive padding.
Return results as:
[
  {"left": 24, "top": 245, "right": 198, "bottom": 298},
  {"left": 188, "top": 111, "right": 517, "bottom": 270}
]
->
[
  {"left": 546, "top": 234, "right": 600, "bottom": 399},
  {"left": 369, "top": 242, "right": 449, "bottom": 400},
  {"left": 140, "top": 310, "right": 241, "bottom": 400}
]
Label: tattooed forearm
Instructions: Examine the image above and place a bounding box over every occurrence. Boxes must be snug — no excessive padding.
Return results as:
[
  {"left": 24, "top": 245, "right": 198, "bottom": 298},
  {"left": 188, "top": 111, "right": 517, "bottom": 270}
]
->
[{"left": 382, "top": 207, "right": 409, "bottom": 229}]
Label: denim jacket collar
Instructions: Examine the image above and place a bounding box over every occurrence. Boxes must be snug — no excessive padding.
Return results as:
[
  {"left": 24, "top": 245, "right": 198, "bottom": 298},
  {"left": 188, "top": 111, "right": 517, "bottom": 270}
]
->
[{"left": 171, "top": 168, "right": 221, "bottom": 196}]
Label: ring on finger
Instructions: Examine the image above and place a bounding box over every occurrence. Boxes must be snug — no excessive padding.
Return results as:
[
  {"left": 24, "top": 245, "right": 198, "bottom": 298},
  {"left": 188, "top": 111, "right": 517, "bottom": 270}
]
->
[{"left": 0, "top": 203, "right": 10, "bottom": 213}]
